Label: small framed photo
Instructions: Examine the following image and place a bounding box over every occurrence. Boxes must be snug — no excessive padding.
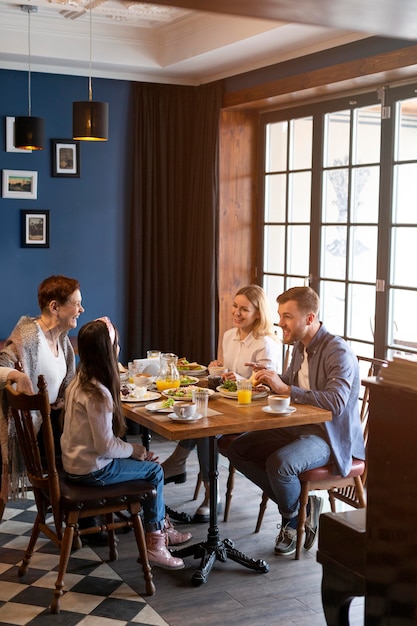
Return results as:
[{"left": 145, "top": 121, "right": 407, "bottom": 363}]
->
[
  {"left": 2, "top": 170, "right": 38, "bottom": 199},
  {"left": 51, "top": 139, "right": 80, "bottom": 177},
  {"left": 5, "top": 117, "right": 32, "bottom": 153},
  {"left": 21, "top": 210, "right": 50, "bottom": 248}
]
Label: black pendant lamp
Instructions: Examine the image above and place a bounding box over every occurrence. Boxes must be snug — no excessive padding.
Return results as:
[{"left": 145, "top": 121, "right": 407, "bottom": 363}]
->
[
  {"left": 73, "top": 5, "right": 108, "bottom": 141},
  {"left": 15, "top": 5, "right": 45, "bottom": 151}
]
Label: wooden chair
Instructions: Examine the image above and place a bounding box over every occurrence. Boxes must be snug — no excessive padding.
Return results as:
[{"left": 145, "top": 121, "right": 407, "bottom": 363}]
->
[{"left": 5, "top": 375, "right": 157, "bottom": 614}]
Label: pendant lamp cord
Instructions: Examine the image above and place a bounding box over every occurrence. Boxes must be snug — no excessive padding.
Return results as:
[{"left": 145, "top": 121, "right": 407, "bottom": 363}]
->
[
  {"left": 88, "top": 4, "right": 93, "bottom": 102},
  {"left": 27, "top": 7, "right": 32, "bottom": 116}
]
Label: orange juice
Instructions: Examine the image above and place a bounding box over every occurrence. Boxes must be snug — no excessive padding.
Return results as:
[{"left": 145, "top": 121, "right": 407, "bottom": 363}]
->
[
  {"left": 156, "top": 379, "right": 180, "bottom": 392},
  {"left": 237, "top": 389, "right": 252, "bottom": 405}
]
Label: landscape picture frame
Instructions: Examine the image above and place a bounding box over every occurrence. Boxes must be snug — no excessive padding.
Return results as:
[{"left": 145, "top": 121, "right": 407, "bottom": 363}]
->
[
  {"left": 51, "top": 139, "right": 80, "bottom": 177},
  {"left": 21, "top": 210, "right": 50, "bottom": 248},
  {"left": 2, "top": 169, "right": 38, "bottom": 199}
]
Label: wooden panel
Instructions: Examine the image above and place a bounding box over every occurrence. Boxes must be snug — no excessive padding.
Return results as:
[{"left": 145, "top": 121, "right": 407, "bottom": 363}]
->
[
  {"left": 218, "top": 110, "right": 258, "bottom": 355},
  {"left": 146, "top": 0, "right": 417, "bottom": 40}
]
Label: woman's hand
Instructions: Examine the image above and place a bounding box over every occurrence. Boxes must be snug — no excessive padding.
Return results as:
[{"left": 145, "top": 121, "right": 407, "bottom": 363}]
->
[
  {"left": 222, "top": 370, "right": 236, "bottom": 381},
  {"left": 7, "top": 371, "right": 34, "bottom": 394},
  {"left": 130, "top": 443, "right": 159, "bottom": 462}
]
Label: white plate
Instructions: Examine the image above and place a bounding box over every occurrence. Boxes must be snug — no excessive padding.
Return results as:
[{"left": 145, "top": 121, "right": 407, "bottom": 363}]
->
[
  {"left": 162, "top": 387, "right": 215, "bottom": 401},
  {"left": 262, "top": 405, "right": 297, "bottom": 415},
  {"left": 179, "top": 375, "right": 199, "bottom": 386},
  {"left": 145, "top": 401, "right": 175, "bottom": 413},
  {"left": 168, "top": 412, "right": 203, "bottom": 423},
  {"left": 121, "top": 391, "right": 161, "bottom": 403},
  {"left": 216, "top": 386, "right": 269, "bottom": 400}
]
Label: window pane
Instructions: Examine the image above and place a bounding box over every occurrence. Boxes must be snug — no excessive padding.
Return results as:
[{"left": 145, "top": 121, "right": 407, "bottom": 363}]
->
[
  {"left": 391, "top": 227, "right": 417, "bottom": 287},
  {"left": 320, "top": 280, "right": 345, "bottom": 336},
  {"left": 349, "top": 226, "right": 377, "bottom": 283},
  {"left": 353, "top": 105, "right": 381, "bottom": 165},
  {"left": 264, "top": 225, "right": 285, "bottom": 273},
  {"left": 389, "top": 288, "right": 417, "bottom": 350},
  {"left": 347, "top": 283, "right": 375, "bottom": 342},
  {"left": 265, "top": 174, "right": 286, "bottom": 222},
  {"left": 396, "top": 98, "right": 417, "bottom": 162},
  {"left": 350, "top": 341, "right": 375, "bottom": 360},
  {"left": 322, "top": 168, "right": 348, "bottom": 222},
  {"left": 392, "top": 164, "right": 417, "bottom": 224},
  {"left": 351, "top": 166, "right": 380, "bottom": 223},
  {"left": 266, "top": 121, "right": 287, "bottom": 172},
  {"left": 287, "top": 225, "right": 310, "bottom": 276},
  {"left": 263, "top": 274, "right": 284, "bottom": 324},
  {"left": 323, "top": 110, "right": 350, "bottom": 168},
  {"left": 288, "top": 172, "right": 311, "bottom": 222},
  {"left": 321, "top": 225, "right": 347, "bottom": 279},
  {"left": 290, "top": 117, "right": 312, "bottom": 170}
]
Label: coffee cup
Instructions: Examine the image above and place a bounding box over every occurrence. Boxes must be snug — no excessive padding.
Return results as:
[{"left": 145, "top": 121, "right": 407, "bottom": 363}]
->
[
  {"left": 268, "top": 394, "right": 291, "bottom": 412},
  {"left": 133, "top": 373, "right": 153, "bottom": 387},
  {"left": 133, "top": 385, "right": 147, "bottom": 400},
  {"left": 208, "top": 365, "right": 228, "bottom": 377},
  {"left": 173, "top": 402, "right": 197, "bottom": 419}
]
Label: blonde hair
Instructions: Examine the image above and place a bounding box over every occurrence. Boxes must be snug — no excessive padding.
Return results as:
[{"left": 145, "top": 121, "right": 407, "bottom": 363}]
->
[{"left": 235, "top": 285, "right": 277, "bottom": 340}]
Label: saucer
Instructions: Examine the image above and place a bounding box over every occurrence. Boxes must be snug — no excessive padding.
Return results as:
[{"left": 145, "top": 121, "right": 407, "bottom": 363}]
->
[
  {"left": 262, "top": 405, "right": 296, "bottom": 415},
  {"left": 168, "top": 412, "right": 203, "bottom": 423}
]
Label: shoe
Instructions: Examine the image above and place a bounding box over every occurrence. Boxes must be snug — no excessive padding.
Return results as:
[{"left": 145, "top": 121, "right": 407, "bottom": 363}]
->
[
  {"left": 274, "top": 522, "right": 297, "bottom": 556},
  {"left": 164, "top": 514, "right": 192, "bottom": 546},
  {"left": 304, "top": 495, "right": 323, "bottom": 550},
  {"left": 145, "top": 531, "right": 185, "bottom": 569},
  {"left": 193, "top": 481, "right": 222, "bottom": 523},
  {"left": 164, "top": 472, "right": 187, "bottom": 485}
]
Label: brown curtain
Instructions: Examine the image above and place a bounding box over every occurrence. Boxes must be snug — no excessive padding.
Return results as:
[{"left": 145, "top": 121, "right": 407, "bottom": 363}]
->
[{"left": 126, "top": 81, "right": 223, "bottom": 365}]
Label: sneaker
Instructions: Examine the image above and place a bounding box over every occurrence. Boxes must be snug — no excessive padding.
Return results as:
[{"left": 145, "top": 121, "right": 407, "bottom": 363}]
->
[
  {"left": 304, "top": 495, "right": 323, "bottom": 550},
  {"left": 274, "top": 522, "right": 297, "bottom": 556}
]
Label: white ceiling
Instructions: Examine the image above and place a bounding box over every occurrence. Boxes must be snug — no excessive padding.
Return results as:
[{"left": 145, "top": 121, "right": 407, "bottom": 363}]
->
[{"left": 0, "top": 0, "right": 368, "bottom": 85}]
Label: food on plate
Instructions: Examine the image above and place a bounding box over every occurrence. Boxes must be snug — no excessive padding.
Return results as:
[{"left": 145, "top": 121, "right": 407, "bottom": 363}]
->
[
  {"left": 220, "top": 380, "right": 237, "bottom": 393},
  {"left": 180, "top": 375, "right": 198, "bottom": 385},
  {"left": 164, "top": 385, "right": 207, "bottom": 399},
  {"left": 177, "top": 357, "right": 205, "bottom": 371},
  {"left": 161, "top": 397, "right": 175, "bottom": 409},
  {"left": 120, "top": 383, "right": 131, "bottom": 396}
]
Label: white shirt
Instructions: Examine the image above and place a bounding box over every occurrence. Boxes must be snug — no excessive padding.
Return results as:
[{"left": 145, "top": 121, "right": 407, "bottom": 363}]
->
[
  {"left": 222, "top": 328, "right": 280, "bottom": 379},
  {"left": 34, "top": 330, "right": 67, "bottom": 403},
  {"left": 61, "top": 376, "right": 133, "bottom": 475}
]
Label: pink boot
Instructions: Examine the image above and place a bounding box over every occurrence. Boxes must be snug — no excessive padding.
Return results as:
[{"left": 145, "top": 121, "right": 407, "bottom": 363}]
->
[
  {"left": 146, "top": 531, "right": 185, "bottom": 569},
  {"left": 164, "top": 514, "right": 192, "bottom": 546}
]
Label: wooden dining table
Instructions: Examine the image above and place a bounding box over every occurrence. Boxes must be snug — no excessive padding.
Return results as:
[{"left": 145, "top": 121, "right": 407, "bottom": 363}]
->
[{"left": 122, "top": 388, "right": 332, "bottom": 586}]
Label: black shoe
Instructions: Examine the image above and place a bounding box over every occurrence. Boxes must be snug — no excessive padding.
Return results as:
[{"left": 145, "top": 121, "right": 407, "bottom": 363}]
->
[
  {"left": 304, "top": 495, "right": 323, "bottom": 550},
  {"left": 164, "top": 472, "right": 187, "bottom": 485}
]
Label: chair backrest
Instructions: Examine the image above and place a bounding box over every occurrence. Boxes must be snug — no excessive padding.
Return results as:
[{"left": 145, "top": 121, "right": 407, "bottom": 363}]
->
[{"left": 5, "top": 375, "right": 62, "bottom": 536}]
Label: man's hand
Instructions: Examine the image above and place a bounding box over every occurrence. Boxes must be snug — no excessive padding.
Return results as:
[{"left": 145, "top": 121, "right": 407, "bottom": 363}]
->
[{"left": 251, "top": 368, "right": 290, "bottom": 395}]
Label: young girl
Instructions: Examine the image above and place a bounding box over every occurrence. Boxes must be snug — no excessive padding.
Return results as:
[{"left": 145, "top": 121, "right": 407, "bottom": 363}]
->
[{"left": 61, "top": 317, "right": 190, "bottom": 569}]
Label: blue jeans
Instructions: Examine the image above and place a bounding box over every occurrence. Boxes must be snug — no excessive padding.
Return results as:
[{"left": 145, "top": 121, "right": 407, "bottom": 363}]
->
[
  {"left": 228, "top": 425, "right": 331, "bottom": 520},
  {"left": 65, "top": 459, "right": 165, "bottom": 532}
]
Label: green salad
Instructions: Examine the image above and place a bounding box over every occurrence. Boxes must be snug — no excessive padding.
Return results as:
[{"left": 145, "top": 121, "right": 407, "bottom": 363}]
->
[{"left": 221, "top": 380, "right": 237, "bottom": 393}]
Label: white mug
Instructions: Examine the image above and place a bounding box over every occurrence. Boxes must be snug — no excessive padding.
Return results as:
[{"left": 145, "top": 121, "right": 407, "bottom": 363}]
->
[
  {"left": 173, "top": 402, "right": 197, "bottom": 419},
  {"left": 268, "top": 394, "right": 291, "bottom": 412}
]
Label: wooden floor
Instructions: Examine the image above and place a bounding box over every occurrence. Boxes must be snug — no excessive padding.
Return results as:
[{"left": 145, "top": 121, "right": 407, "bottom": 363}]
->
[{"left": 122, "top": 432, "right": 365, "bottom": 626}]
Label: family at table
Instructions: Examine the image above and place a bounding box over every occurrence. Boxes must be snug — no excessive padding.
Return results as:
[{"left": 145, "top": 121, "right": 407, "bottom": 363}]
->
[{"left": 0, "top": 275, "right": 364, "bottom": 572}]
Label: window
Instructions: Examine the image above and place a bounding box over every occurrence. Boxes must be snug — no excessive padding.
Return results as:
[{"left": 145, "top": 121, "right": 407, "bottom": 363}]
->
[{"left": 260, "top": 85, "right": 417, "bottom": 361}]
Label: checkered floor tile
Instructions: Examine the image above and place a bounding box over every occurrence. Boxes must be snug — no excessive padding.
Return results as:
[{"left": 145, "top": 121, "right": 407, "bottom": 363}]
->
[{"left": 0, "top": 496, "right": 168, "bottom": 626}]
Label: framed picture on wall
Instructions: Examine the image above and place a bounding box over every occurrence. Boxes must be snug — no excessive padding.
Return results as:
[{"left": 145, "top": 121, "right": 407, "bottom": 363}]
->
[
  {"left": 21, "top": 210, "right": 50, "bottom": 248},
  {"left": 5, "top": 117, "right": 32, "bottom": 153},
  {"left": 51, "top": 139, "right": 80, "bottom": 177},
  {"left": 2, "top": 170, "right": 38, "bottom": 199}
]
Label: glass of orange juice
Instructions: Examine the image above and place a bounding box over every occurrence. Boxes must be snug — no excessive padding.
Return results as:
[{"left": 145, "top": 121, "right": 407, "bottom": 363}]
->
[
  {"left": 237, "top": 379, "right": 252, "bottom": 405},
  {"left": 156, "top": 378, "right": 180, "bottom": 392}
]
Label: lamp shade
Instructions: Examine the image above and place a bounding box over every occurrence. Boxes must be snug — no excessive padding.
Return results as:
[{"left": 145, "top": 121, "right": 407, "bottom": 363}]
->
[
  {"left": 73, "top": 100, "right": 108, "bottom": 141},
  {"left": 14, "top": 116, "right": 45, "bottom": 150}
]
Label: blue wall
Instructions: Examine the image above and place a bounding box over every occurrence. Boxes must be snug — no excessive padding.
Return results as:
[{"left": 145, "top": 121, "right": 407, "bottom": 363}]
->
[{"left": 0, "top": 69, "right": 132, "bottom": 361}]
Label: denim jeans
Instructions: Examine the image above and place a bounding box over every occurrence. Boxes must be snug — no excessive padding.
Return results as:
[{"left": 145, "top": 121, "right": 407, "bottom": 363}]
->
[
  {"left": 228, "top": 425, "right": 331, "bottom": 520},
  {"left": 65, "top": 459, "right": 165, "bottom": 532}
]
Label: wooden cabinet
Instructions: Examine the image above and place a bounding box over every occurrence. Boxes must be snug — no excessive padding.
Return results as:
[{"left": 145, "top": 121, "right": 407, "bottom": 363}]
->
[{"left": 365, "top": 380, "right": 417, "bottom": 623}]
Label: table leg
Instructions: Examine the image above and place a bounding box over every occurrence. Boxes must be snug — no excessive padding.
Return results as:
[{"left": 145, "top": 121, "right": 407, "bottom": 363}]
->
[{"left": 172, "top": 436, "right": 270, "bottom": 586}]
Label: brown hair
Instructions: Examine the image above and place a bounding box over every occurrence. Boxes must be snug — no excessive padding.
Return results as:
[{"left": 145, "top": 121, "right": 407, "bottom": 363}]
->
[
  {"left": 38, "top": 275, "right": 80, "bottom": 311},
  {"left": 277, "top": 286, "right": 320, "bottom": 315},
  {"left": 77, "top": 319, "right": 126, "bottom": 438}
]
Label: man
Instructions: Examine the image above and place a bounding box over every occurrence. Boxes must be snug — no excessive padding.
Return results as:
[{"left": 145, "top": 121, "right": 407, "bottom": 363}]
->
[{"left": 228, "top": 286, "right": 364, "bottom": 556}]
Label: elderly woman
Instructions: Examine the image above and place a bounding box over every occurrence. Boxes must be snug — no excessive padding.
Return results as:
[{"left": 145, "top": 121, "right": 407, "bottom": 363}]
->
[{"left": 0, "top": 275, "right": 84, "bottom": 516}]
